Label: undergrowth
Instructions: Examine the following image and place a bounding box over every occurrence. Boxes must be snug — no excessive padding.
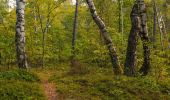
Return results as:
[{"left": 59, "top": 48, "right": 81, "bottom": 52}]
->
[
  {"left": 0, "top": 69, "right": 40, "bottom": 82},
  {"left": 51, "top": 64, "right": 170, "bottom": 100},
  {"left": 0, "top": 69, "right": 46, "bottom": 100},
  {"left": 0, "top": 80, "right": 46, "bottom": 100}
]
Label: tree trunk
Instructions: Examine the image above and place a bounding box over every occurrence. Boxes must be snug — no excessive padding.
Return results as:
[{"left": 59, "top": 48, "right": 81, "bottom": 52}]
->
[
  {"left": 124, "top": 3, "right": 140, "bottom": 76},
  {"left": 155, "top": 6, "right": 164, "bottom": 51},
  {"left": 118, "top": 0, "right": 121, "bottom": 33},
  {"left": 118, "top": 0, "right": 124, "bottom": 44},
  {"left": 164, "top": 0, "right": 168, "bottom": 31},
  {"left": 125, "top": 0, "right": 150, "bottom": 76},
  {"left": 154, "top": 1, "right": 169, "bottom": 50},
  {"left": 71, "top": 0, "right": 78, "bottom": 59},
  {"left": 152, "top": 0, "right": 157, "bottom": 48},
  {"left": 138, "top": 0, "right": 150, "bottom": 75},
  {"left": 86, "top": 0, "right": 123, "bottom": 74},
  {"left": 16, "top": 0, "right": 28, "bottom": 69}
]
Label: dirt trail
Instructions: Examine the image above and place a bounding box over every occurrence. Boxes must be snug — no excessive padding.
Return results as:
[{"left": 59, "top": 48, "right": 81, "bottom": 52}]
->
[{"left": 37, "top": 70, "right": 57, "bottom": 100}]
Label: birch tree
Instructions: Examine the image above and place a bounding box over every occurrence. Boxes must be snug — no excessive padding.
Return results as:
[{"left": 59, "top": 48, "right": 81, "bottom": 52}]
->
[
  {"left": 86, "top": 0, "right": 123, "bottom": 74},
  {"left": 124, "top": 2, "right": 139, "bottom": 75},
  {"left": 138, "top": 0, "right": 150, "bottom": 75},
  {"left": 16, "top": 0, "right": 28, "bottom": 68},
  {"left": 125, "top": 0, "right": 150, "bottom": 76}
]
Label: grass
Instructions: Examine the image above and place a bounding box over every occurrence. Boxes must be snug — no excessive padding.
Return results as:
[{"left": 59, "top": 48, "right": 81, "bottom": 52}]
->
[
  {"left": 0, "top": 80, "right": 46, "bottom": 100},
  {"left": 0, "top": 69, "right": 40, "bottom": 82},
  {"left": 0, "top": 69, "right": 46, "bottom": 100},
  {"left": 50, "top": 63, "right": 170, "bottom": 100}
]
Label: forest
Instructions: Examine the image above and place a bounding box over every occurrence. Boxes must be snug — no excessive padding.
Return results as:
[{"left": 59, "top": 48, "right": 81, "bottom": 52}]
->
[{"left": 0, "top": 0, "right": 170, "bottom": 100}]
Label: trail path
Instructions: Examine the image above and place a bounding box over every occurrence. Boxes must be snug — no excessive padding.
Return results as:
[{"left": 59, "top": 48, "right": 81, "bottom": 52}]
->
[{"left": 37, "top": 70, "right": 57, "bottom": 100}]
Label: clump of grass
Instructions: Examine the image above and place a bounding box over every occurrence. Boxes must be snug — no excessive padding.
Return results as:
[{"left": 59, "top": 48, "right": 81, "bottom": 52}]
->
[{"left": 0, "top": 69, "right": 40, "bottom": 82}]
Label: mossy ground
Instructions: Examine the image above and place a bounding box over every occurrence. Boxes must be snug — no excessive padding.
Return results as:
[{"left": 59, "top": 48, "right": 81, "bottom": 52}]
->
[
  {"left": 50, "top": 63, "right": 170, "bottom": 100},
  {"left": 0, "top": 69, "right": 46, "bottom": 100},
  {"left": 0, "top": 58, "right": 170, "bottom": 100}
]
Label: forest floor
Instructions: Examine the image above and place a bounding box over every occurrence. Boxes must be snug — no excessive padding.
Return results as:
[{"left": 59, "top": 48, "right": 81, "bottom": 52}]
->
[
  {"left": 0, "top": 63, "right": 170, "bottom": 99},
  {"left": 36, "top": 69, "right": 58, "bottom": 100},
  {"left": 48, "top": 64, "right": 170, "bottom": 100}
]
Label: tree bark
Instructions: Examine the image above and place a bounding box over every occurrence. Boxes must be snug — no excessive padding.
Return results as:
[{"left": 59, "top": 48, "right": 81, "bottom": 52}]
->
[
  {"left": 118, "top": 0, "right": 124, "bottom": 44},
  {"left": 124, "top": 3, "right": 140, "bottom": 76},
  {"left": 16, "top": 0, "right": 28, "bottom": 69},
  {"left": 138, "top": 0, "right": 150, "bottom": 75},
  {"left": 152, "top": 0, "right": 157, "bottom": 47},
  {"left": 86, "top": 0, "right": 123, "bottom": 74},
  {"left": 71, "top": 0, "right": 78, "bottom": 59},
  {"left": 125, "top": 0, "right": 150, "bottom": 76}
]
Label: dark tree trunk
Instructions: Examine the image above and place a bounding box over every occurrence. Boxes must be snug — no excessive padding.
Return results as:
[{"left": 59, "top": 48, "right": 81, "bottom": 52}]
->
[
  {"left": 138, "top": 0, "right": 150, "bottom": 75},
  {"left": 124, "top": 3, "right": 140, "bottom": 76},
  {"left": 16, "top": 0, "right": 28, "bottom": 69},
  {"left": 152, "top": 0, "right": 157, "bottom": 47},
  {"left": 125, "top": 0, "right": 150, "bottom": 76},
  {"left": 86, "top": 0, "right": 123, "bottom": 74},
  {"left": 71, "top": 0, "right": 78, "bottom": 59}
]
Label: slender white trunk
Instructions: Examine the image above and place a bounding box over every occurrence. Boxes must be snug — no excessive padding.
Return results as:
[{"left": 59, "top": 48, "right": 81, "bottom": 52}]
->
[
  {"left": 16, "top": 0, "right": 28, "bottom": 68},
  {"left": 86, "top": 0, "right": 123, "bottom": 74}
]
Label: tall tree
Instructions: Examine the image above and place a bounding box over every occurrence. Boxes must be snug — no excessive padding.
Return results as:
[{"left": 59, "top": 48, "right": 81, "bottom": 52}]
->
[
  {"left": 124, "top": 2, "right": 139, "bottom": 75},
  {"left": 71, "top": 0, "right": 78, "bottom": 60},
  {"left": 16, "top": 0, "right": 28, "bottom": 68},
  {"left": 152, "top": 0, "right": 157, "bottom": 47},
  {"left": 138, "top": 0, "right": 150, "bottom": 75},
  {"left": 154, "top": 1, "right": 169, "bottom": 50},
  {"left": 86, "top": 0, "right": 123, "bottom": 74},
  {"left": 125, "top": 0, "right": 150, "bottom": 76},
  {"left": 118, "top": 0, "right": 124, "bottom": 43}
]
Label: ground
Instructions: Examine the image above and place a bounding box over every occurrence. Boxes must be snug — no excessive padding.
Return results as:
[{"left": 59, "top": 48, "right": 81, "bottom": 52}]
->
[
  {"left": 37, "top": 69, "right": 58, "bottom": 100},
  {"left": 0, "top": 64, "right": 170, "bottom": 100}
]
